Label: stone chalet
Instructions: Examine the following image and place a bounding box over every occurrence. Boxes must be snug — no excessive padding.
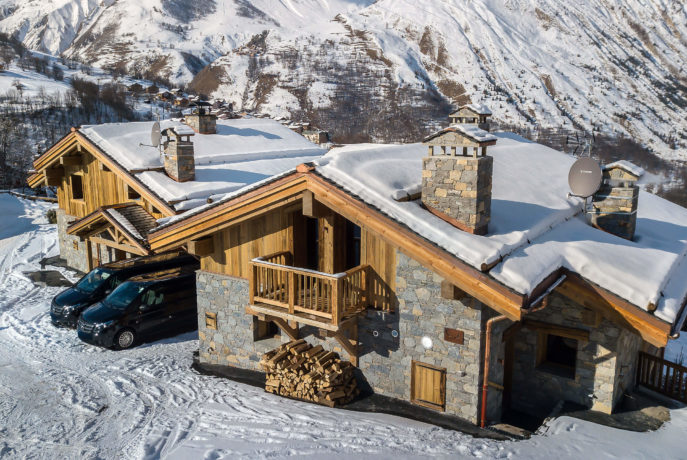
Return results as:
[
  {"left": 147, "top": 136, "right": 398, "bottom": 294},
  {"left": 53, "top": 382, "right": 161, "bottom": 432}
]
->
[{"left": 28, "top": 112, "right": 687, "bottom": 427}]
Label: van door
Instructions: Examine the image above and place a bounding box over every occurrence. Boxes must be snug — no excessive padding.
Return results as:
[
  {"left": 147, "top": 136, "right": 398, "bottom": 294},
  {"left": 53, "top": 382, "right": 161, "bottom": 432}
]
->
[
  {"left": 136, "top": 286, "right": 167, "bottom": 336},
  {"left": 163, "top": 277, "right": 197, "bottom": 331}
]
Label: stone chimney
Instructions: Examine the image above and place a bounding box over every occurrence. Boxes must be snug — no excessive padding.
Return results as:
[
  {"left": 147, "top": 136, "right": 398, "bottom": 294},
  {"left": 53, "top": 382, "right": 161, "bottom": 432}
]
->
[
  {"left": 588, "top": 161, "right": 642, "bottom": 240},
  {"left": 449, "top": 104, "right": 492, "bottom": 131},
  {"left": 185, "top": 109, "right": 217, "bottom": 134},
  {"left": 162, "top": 126, "right": 195, "bottom": 182},
  {"left": 422, "top": 125, "right": 497, "bottom": 235}
]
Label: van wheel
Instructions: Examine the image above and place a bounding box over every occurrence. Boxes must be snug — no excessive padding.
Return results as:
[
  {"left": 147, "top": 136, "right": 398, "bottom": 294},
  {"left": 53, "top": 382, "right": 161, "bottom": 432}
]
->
[{"left": 114, "top": 329, "right": 136, "bottom": 349}]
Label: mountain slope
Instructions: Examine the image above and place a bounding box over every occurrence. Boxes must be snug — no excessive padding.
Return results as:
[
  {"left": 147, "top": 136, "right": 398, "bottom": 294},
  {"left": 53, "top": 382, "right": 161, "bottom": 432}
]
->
[{"left": 1, "top": 0, "right": 686, "bottom": 158}]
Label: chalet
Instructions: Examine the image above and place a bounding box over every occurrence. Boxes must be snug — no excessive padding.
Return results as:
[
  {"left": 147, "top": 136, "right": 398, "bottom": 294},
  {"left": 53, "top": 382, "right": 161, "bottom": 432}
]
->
[
  {"left": 27, "top": 114, "right": 326, "bottom": 273},
  {"left": 449, "top": 104, "right": 492, "bottom": 131},
  {"left": 145, "top": 122, "right": 687, "bottom": 426}
]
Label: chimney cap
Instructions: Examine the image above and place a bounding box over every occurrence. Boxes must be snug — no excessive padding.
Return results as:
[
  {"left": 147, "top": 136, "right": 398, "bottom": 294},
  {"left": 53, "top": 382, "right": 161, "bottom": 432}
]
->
[{"left": 423, "top": 124, "right": 497, "bottom": 145}]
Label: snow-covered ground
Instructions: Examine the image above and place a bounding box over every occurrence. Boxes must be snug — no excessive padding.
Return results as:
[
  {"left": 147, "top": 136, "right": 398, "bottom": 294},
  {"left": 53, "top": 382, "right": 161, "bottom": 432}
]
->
[{"left": 1, "top": 192, "right": 687, "bottom": 459}]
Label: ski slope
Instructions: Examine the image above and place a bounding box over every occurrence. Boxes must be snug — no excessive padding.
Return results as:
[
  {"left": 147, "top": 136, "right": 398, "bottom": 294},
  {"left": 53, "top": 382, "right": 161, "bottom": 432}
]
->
[{"left": 1, "top": 192, "right": 686, "bottom": 459}]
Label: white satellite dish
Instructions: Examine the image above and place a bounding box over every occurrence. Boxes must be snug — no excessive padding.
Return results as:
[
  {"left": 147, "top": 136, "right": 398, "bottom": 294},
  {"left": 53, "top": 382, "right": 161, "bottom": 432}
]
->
[
  {"left": 151, "top": 121, "right": 161, "bottom": 148},
  {"left": 568, "top": 157, "right": 602, "bottom": 197}
]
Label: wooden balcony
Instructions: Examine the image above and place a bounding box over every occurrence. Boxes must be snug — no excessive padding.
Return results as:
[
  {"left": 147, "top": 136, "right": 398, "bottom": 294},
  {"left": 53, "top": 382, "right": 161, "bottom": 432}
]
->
[{"left": 247, "top": 251, "right": 369, "bottom": 332}]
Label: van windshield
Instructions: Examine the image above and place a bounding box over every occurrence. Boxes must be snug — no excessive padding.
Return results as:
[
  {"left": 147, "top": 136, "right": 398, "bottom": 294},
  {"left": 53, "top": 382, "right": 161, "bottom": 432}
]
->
[
  {"left": 105, "top": 281, "right": 148, "bottom": 310},
  {"left": 75, "top": 268, "right": 113, "bottom": 294}
]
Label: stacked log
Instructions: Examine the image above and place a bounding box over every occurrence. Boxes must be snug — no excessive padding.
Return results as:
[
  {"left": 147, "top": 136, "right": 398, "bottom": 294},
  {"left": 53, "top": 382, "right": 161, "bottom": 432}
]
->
[{"left": 260, "top": 339, "right": 359, "bottom": 407}]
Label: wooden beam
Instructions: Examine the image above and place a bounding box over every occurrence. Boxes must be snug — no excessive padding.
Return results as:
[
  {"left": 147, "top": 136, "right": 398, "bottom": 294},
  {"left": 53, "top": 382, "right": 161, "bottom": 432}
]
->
[
  {"left": 331, "top": 327, "right": 358, "bottom": 366},
  {"left": 556, "top": 273, "right": 670, "bottom": 348},
  {"left": 302, "top": 190, "right": 329, "bottom": 218},
  {"left": 59, "top": 155, "right": 82, "bottom": 166},
  {"left": 522, "top": 319, "right": 590, "bottom": 342},
  {"left": 187, "top": 237, "right": 214, "bottom": 257},
  {"left": 269, "top": 316, "right": 300, "bottom": 341},
  {"left": 89, "top": 236, "right": 148, "bottom": 256}
]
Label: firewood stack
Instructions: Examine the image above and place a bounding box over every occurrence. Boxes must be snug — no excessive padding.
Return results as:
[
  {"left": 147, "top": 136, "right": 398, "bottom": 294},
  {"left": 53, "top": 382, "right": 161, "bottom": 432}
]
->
[{"left": 260, "top": 339, "right": 359, "bottom": 407}]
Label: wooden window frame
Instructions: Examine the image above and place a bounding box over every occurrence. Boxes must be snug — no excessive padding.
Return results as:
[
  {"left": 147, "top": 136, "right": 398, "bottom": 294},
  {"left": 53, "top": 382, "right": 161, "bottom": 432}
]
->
[
  {"left": 536, "top": 332, "right": 579, "bottom": 380},
  {"left": 70, "top": 173, "right": 84, "bottom": 201},
  {"left": 205, "top": 312, "right": 217, "bottom": 330},
  {"left": 410, "top": 361, "right": 447, "bottom": 412}
]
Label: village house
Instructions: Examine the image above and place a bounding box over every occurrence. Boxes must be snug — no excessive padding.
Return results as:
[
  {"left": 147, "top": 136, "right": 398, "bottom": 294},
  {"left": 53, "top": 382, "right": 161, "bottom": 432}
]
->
[
  {"left": 143, "top": 118, "right": 687, "bottom": 426},
  {"left": 27, "top": 113, "right": 326, "bottom": 273}
]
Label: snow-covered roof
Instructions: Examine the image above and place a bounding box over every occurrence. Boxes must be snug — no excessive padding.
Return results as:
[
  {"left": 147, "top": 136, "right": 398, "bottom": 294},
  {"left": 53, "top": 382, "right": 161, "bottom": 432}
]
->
[
  {"left": 313, "top": 134, "right": 687, "bottom": 326},
  {"left": 466, "top": 104, "right": 492, "bottom": 115},
  {"left": 603, "top": 160, "right": 645, "bottom": 178},
  {"left": 424, "top": 124, "right": 497, "bottom": 144},
  {"left": 450, "top": 104, "right": 492, "bottom": 116},
  {"left": 79, "top": 118, "right": 326, "bottom": 210}
]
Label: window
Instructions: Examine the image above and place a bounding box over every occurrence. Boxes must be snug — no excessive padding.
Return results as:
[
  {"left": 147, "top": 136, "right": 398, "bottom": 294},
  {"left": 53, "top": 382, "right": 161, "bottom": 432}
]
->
[
  {"left": 71, "top": 175, "right": 83, "bottom": 200},
  {"left": 127, "top": 186, "right": 141, "bottom": 200},
  {"left": 205, "top": 312, "right": 217, "bottom": 330},
  {"left": 411, "top": 361, "right": 446, "bottom": 411},
  {"left": 538, "top": 333, "right": 578, "bottom": 379}
]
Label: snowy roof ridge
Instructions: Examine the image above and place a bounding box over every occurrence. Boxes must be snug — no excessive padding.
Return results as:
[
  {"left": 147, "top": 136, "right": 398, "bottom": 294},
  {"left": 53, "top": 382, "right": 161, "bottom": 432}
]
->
[{"left": 603, "top": 160, "right": 645, "bottom": 177}]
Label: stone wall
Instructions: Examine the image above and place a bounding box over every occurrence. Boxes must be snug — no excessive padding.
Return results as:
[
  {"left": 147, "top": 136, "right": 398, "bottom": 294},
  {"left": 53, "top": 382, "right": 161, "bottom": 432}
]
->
[
  {"left": 196, "top": 271, "right": 282, "bottom": 369},
  {"left": 56, "top": 209, "right": 89, "bottom": 273},
  {"left": 164, "top": 140, "right": 195, "bottom": 182},
  {"left": 195, "top": 249, "right": 488, "bottom": 423},
  {"left": 510, "top": 292, "right": 642, "bottom": 416},
  {"left": 589, "top": 185, "right": 638, "bottom": 240},
  {"left": 421, "top": 155, "right": 492, "bottom": 235},
  {"left": 185, "top": 114, "right": 217, "bottom": 134}
]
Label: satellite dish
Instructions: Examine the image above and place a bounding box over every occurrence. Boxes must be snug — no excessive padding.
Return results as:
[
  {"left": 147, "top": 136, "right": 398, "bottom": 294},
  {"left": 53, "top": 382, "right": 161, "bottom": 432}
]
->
[
  {"left": 568, "top": 157, "right": 602, "bottom": 197},
  {"left": 151, "top": 122, "right": 161, "bottom": 148}
]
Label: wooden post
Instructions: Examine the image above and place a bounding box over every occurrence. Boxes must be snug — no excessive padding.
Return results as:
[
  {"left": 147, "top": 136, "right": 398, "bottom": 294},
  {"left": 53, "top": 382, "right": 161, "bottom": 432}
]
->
[
  {"left": 427, "top": 145, "right": 433, "bottom": 156},
  {"left": 249, "top": 262, "right": 256, "bottom": 305},
  {"left": 288, "top": 271, "right": 296, "bottom": 315},
  {"left": 332, "top": 277, "right": 342, "bottom": 326}
]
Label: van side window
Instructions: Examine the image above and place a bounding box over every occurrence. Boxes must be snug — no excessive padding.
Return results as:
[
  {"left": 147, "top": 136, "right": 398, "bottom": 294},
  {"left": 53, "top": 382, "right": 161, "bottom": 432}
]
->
[{"left": 143, "top": 289, "right": 164, "bottom": 306}]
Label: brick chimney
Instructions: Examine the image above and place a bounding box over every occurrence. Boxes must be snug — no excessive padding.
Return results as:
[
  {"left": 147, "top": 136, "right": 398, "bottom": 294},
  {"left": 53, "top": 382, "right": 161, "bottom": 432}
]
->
[
  {"left": 588, "top": 161, "right": 641, "bottom": 240},
  {"left": 162, "top": 126, "right": 195, "bottom": 182},
  {"left": 422, "top": 125, "right": 497, "bottom": 235},
  {"left": 185, "top": 109, "right": 217, "bottom": 134}
]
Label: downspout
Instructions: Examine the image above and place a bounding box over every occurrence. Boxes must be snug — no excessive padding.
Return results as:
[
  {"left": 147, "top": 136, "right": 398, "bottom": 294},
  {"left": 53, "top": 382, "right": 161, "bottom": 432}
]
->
[{"left": 480, "top": 276, "right": 564, "bottom": 428}]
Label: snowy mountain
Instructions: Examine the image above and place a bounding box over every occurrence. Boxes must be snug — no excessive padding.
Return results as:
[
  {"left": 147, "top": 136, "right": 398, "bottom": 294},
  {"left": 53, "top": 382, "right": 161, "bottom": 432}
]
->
[{"left": 1, "top": 0, "right": 686, "bottom": 158}]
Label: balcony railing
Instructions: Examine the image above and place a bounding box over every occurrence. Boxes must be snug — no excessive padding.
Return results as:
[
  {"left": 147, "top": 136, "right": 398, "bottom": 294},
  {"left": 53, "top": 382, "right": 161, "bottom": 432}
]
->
[{"left": 249, "top": 251, "right": 369, "bottom": 327}]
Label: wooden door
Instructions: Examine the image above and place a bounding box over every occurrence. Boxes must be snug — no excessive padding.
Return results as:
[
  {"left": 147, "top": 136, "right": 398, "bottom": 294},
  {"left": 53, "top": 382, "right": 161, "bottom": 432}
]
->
[{"left": 411, "top": 361, "right": 446, "bottom": 411}]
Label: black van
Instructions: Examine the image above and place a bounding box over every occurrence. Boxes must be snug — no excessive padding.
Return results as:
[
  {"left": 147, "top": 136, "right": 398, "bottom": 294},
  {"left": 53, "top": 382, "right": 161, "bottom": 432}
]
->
[
  {"left": 77, "top": 267, "right": 197, "bottom": 349},
  {"left": 50, "top": 251, "right": 198, "bottom": 328}
]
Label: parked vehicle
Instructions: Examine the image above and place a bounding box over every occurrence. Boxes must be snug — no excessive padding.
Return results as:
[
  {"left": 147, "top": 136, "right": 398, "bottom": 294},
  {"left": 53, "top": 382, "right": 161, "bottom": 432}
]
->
[
  {"left": 50, "top": 251, "right": 198, "bottom": 328},
  {"left": 77, "top": 266, "right": 198, "bottom": 349}
]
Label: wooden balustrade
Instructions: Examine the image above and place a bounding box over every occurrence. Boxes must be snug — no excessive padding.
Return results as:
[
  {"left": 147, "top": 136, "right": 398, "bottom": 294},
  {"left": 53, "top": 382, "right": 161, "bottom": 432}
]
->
[
  {"left": 637, "top": 351, "right": 687, "bottom": 403},
  {"left": 250, "top": 253, "right": 368, "bottom": 327}
]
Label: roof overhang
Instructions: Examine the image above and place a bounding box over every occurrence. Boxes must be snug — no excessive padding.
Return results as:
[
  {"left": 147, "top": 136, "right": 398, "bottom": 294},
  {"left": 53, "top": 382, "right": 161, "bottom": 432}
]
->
[{"left": 67, "top": 204, "right": 153, "bottom": 256}]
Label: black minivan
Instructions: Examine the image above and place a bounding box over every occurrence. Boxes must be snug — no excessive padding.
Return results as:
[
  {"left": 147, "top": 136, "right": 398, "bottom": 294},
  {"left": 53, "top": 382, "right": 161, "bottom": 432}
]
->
[
  {"left": 77, "top": 266, "right": 197, "bottom": 349},
  {"left": 50, "top": 251, "right": 198, "bottom": 328}
]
